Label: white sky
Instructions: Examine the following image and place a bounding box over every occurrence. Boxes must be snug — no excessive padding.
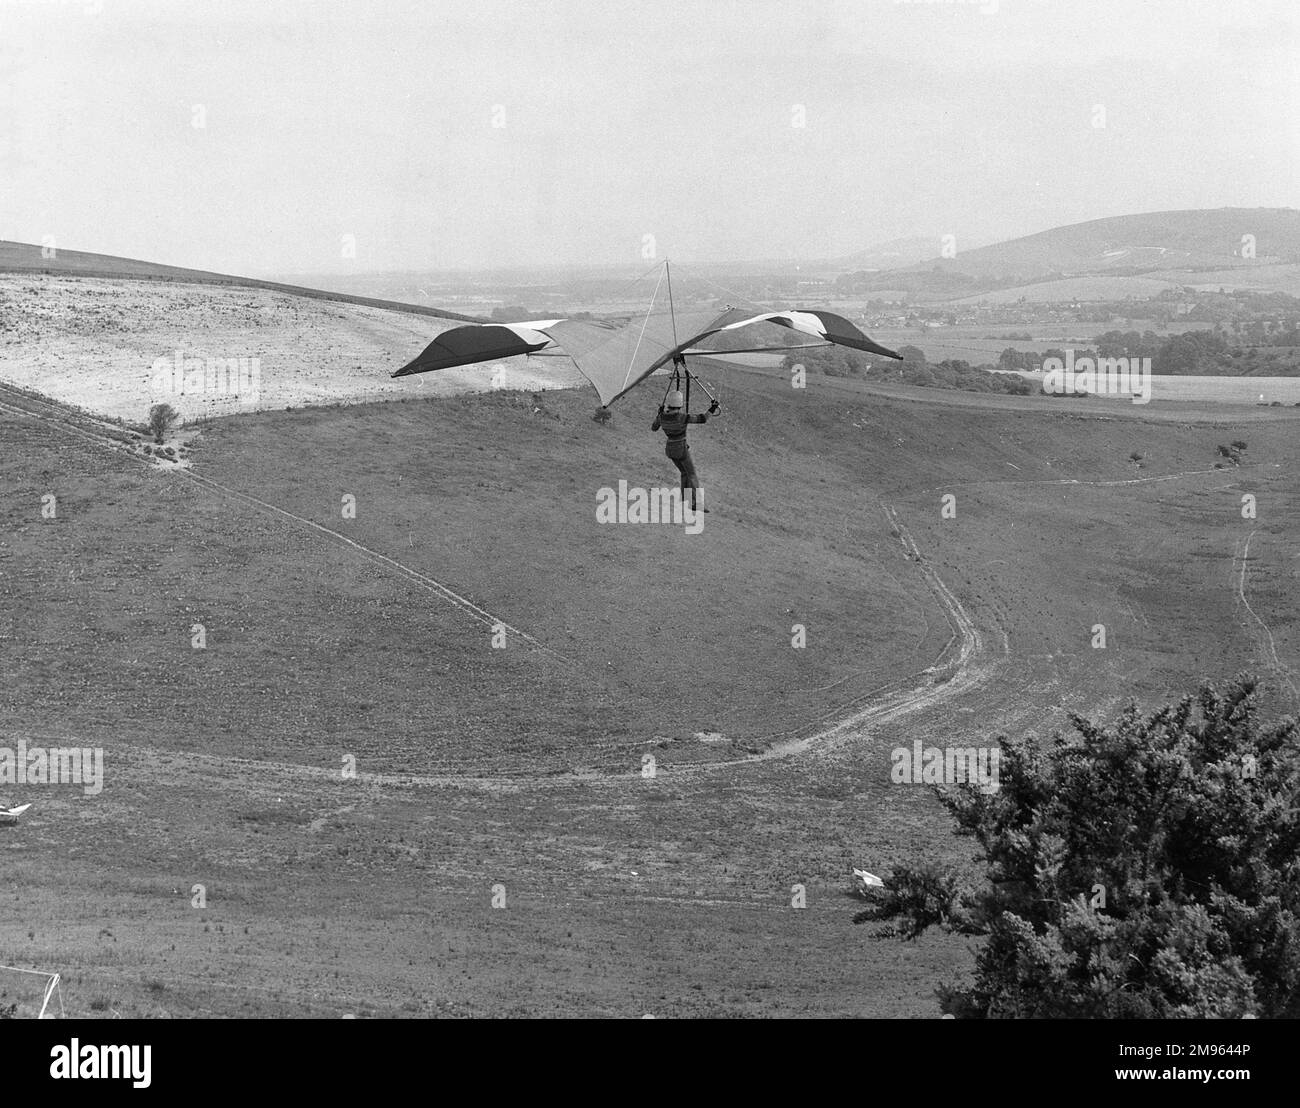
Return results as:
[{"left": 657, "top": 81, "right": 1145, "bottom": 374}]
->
[{"left": 1, "top": 0, "right": 1296, "bottom": 273}]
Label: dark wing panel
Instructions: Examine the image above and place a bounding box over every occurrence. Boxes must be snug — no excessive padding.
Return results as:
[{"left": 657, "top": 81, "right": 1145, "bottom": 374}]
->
[
  {"left": 713, "top": 310, "right": 902, "bottom": 360},
  {"left": 391, "top": 324, "right": 552, "bottom": 377},
  {"left": 796, "top": 310, "right": 903, "bottom": 360}
]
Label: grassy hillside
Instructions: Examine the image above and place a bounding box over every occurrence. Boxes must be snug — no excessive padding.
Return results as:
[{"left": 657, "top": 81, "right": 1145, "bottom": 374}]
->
[
  {"left": 3, "top": 329, "right": 1299, "bottom": 1017},
  {"left": 0, "top": 273, "right": 584, "bottom": 421},
  {"left": 0, "top": 240, "right": 482, "bottom": 322},
  {"left": 0, "top": 378, "right": 983, "bottom": 1016},
  {"left": 841, "top": 209, "right": 1300, "bottom": 302},
  {"left": 892, "top": 208, "right": 1300, "bottom": 280},
  {"left": 3, "top": 381, "right": 957, "bottom": 773}
]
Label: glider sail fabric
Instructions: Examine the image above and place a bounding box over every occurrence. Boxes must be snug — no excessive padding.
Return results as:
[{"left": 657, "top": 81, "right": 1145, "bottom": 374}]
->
[
  {"left": 390, "top": 263, "right": 902, "bottom": 407},
  {"left": 703, "top": 309, "right": 904, "bottom": 361},
  {"left": 392, "top": 322, "right": 557, "bottom": 377},
  {"left": 540, "top": 305, "right": 751, "bottom": 406}
]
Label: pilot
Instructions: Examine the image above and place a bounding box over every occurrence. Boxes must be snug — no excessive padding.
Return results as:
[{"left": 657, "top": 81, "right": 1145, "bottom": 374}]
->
[{"left": 651, "top": 387, "right": 718, "bottom": 514}]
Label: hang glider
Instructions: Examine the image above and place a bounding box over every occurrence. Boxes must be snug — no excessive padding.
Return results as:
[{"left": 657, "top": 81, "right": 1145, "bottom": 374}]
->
[{"left": 391, "top": 262, "right": 902, "bottom": 408}]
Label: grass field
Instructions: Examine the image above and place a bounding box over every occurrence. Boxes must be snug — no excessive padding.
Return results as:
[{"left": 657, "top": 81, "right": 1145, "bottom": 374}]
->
[{"left": 3, "top": 286, "right": 1299, "bottom": 1016}]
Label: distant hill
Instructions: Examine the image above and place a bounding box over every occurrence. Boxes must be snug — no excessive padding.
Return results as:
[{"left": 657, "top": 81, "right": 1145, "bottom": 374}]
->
[
  {"left": 840, "top": 209, "right": 1300, "bottom": 301},
  {"left": 826, "top": 235, "right": 952, "bottom": 272},
  {"left": 0, "top": 240, "right": 482, "bottom": 322}
]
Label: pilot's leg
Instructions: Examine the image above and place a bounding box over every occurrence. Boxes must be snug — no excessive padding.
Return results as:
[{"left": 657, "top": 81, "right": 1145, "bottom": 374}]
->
[{"left": 679, "top": 450, "right": 701, "bottom": 511}]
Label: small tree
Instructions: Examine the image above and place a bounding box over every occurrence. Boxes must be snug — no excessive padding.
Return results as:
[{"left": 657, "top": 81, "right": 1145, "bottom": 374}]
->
[
  {"left": 860, "top": 676, "right": 1300, "bottom": 1018},
  {"left": 147, "top": 403, "right": 179, "bottom": 444},
  {"left": 898, "top": 344, "right": 928, "bottom": 369}
]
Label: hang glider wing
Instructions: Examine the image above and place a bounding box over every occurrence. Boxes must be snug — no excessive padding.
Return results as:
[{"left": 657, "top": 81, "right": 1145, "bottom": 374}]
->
[
  {"left": 391, "top": 303, "right": 900, "bottom": 408},
  {"left": 391, "top": 307, "right": 742, "bottom": 407},
  {"left": 391, "top": 321, "right": 561, "bottom": 377},
  {"left": 543, "top": 306, "right": 901, "bottom": 405},
  {"left": 703, "top": 310, "right": 903, "bottom": 361},
  {"left": 539, "top": 306, "right": 747, "bottom": 407}
]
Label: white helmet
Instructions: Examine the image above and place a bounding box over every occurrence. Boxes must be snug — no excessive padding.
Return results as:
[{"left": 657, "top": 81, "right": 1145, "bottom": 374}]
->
[{"left": 665, "top": 391, "right": 684, "bottom": 410}]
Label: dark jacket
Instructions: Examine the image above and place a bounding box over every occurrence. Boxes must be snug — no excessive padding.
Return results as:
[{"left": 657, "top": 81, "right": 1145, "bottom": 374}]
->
[{"left": 651, "top": 408, "right": 707, "bottom": 441}]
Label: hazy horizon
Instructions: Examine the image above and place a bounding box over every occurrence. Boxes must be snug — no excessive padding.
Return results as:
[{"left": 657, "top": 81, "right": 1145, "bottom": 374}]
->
[{"left": 3, "top": 0, "right": 1296, "bottom": 276}]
